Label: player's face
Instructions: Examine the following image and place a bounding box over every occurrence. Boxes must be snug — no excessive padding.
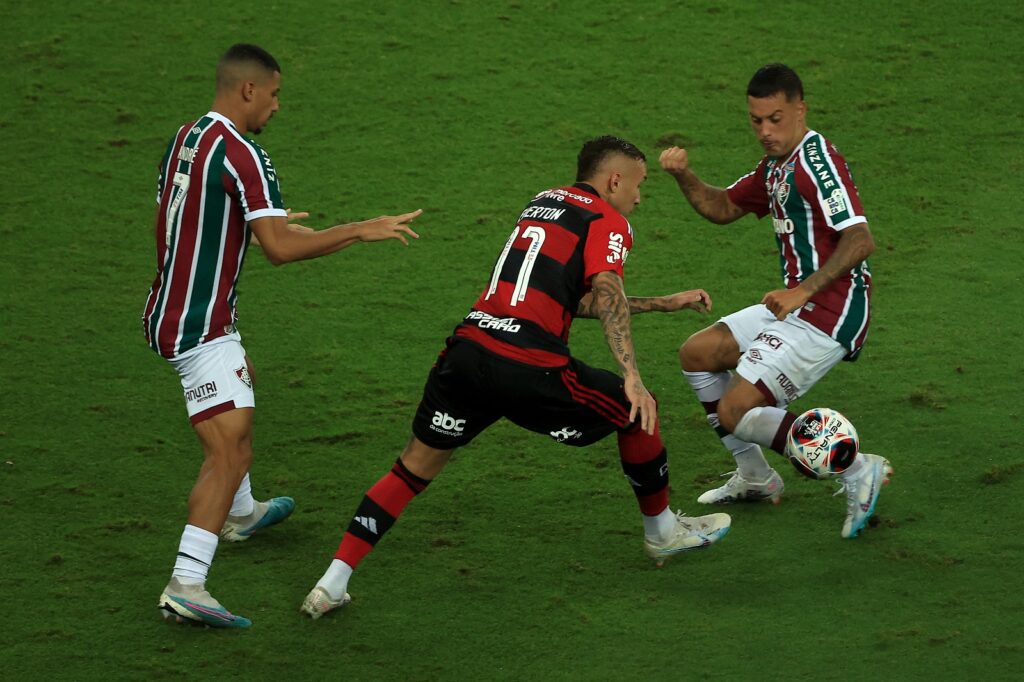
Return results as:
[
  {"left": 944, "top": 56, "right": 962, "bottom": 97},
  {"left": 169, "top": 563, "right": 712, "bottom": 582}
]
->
[
  {"left": 607, "top": 158, "right": 647, "bottom": 217},
  {"left": 250, "top": 71, "right": 281, "bottom": 135},
  {"left": 747, "top": 93, "right": 806, "bottom": 158}
]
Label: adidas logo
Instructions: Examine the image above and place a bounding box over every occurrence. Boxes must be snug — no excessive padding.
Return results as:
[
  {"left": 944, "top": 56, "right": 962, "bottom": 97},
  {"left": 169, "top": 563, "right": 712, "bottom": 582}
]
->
[{"left": 355, "top": 516, "right": 378, "bottom": 534}]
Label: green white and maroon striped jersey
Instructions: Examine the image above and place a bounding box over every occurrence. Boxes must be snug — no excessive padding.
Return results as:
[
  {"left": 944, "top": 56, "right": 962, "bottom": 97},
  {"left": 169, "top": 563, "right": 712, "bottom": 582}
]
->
[
  {"left": 142, "top": 112, "right": 286, "bottom": 358},
  {"left": 727, "top": 130, "right": 872, "bottom": 357}
]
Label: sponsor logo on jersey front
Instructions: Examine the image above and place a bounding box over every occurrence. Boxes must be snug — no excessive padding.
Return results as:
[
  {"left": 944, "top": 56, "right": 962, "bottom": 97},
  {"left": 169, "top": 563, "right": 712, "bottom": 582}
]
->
[
  {"left": 550, "top": 427, "right": 582, "bottom": 442},
  {"left": 431, "top": 411, "right": 466, "bottom": 436},
  {"left": 772, "top": 217, "right": 795, "bottom": 235},
  {"left": 465, "top": 310, "right": 521, "bottom": 333},
  {"left": 184, "top": 381, "right": 218, "bottom": 404}
]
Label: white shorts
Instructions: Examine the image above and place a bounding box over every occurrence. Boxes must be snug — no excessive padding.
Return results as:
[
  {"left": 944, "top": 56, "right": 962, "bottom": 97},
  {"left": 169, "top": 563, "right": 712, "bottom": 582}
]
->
[
  {"left": 721, "top": 304, "right": 846, "bottom": 407},
  {"left": 168, "top": 332, "right": 255, "bottom": 424}
]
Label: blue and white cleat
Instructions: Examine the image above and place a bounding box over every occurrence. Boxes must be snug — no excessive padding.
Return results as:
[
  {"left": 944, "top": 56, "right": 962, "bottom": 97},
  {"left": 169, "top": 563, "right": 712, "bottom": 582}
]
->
[
  {"left": 159, "top": 578, "right": 251, "bottom": 628},
  {"left": 838, "top": 453, "right": 893, "bottom": 539},
  {"left": 220, "top": 496, "right": 295, "bottom": 542},
  {"left": 643, "top": 511, "right": 731, "bottom": 566}
]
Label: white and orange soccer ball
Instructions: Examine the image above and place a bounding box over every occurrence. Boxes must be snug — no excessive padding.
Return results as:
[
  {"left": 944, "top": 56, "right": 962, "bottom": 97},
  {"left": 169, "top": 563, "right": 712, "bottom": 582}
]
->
[{"left": 786, "top": 408, "right": 860, "bottom": 479}]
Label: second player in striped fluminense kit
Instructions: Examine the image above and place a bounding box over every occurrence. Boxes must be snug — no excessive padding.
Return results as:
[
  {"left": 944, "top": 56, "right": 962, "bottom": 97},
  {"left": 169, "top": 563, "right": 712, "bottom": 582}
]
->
[
  {"left": 659, "top": 63, "right": 891, "bottom": 538},
  {"left": 143, "top": 43, "right": 421, "bottom": 628}
]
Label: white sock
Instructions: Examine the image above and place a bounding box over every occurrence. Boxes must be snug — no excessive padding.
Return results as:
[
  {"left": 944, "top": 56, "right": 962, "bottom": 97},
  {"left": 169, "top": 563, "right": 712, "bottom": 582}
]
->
[
  {"left": 643, "top": 507, "right": 676, "bottom": 544},
  {"left": 684, "top": 371, "right": 772, "bottom": 479},
  {"left": 230, "top": 473, "right": 255, "bottom": 517},
  {"left": 316, "top": 559, "right": 354, "bottom": 601},
  {"left": 734, "top": 406, "right": 789, "bottom": 449},
  {"left": 172, "top": 524, "right": 219, "bottom": 585}
]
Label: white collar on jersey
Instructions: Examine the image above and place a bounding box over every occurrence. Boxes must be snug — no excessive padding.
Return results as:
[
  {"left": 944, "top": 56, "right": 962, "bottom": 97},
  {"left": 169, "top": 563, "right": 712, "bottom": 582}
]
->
[{"left": 205, "top": 111, "right": 237, "bottom": 130}]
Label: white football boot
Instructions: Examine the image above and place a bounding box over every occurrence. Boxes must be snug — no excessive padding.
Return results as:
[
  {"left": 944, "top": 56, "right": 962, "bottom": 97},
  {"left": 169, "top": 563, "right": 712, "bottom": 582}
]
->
[
  {"left": 643, "top": 511, "right": 731, "bottom": 566},
  {"left": 837, "top": 453, "right": 893, "bottom": 538},
  {"left": 697, "top": 469, "right": 784, "bottom": 505},
  {"left": 300, "top": 586, "right": 352, "bottom": 620}
]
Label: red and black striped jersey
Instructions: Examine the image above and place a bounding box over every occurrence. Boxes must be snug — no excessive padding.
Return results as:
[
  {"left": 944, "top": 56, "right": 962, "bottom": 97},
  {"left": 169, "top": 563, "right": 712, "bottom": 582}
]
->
[
  {"left": 455, "top": 183, "right": 633, "bottom": 368},
  {"left": 142, "top": 111, "right": 287, "bottom": 358}
]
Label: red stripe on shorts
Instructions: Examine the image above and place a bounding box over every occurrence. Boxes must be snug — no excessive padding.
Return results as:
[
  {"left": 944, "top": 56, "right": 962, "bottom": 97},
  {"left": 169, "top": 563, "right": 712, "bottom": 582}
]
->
[{"left": 190, "top": 400, "right": 237, "bottom": 425}]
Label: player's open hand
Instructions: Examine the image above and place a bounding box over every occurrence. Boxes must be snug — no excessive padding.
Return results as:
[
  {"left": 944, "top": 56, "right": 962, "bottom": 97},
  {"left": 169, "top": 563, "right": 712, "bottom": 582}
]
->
[
  {"left": 659, "top": 146, "right": 691, "bottom": 177},
  {"left": 762, "top": 287, "right": 810, "bottom": 320},
  {"left": 661, "top": 289, "right": 712, "bottom": 314},
  {"left": 358, "top": 209, "right": 423, "bottom": 246},
  {"left": 624, "top": 374, "right": 658, "bottom": 435}
]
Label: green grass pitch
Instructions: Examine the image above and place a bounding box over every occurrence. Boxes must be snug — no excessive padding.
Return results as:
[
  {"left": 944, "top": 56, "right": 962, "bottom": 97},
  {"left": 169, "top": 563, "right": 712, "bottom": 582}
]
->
[{"left": 1, "top": 1, "right": 1022, "bottom": 679}]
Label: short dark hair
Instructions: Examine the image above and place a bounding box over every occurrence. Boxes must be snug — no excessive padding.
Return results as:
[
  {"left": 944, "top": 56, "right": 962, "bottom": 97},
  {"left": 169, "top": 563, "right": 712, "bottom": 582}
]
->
[
  {"left": 576, "top": 136, "right": 646, "bottom": 182},
  {"left": 216, "top": 44, "right": 280, "bottom": 89},
  {"left": 747, "top": 63, "right": 803, "bottom": 101}
]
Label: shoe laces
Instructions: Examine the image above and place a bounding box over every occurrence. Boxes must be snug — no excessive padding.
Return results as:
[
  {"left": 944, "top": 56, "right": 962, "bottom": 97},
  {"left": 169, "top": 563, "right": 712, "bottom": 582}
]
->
[
  {"left": 832, "top": 478, "right": 861, "bottom": 516},
  {"left": 672, "top": 510, "right": 698, "bottom": 530}
]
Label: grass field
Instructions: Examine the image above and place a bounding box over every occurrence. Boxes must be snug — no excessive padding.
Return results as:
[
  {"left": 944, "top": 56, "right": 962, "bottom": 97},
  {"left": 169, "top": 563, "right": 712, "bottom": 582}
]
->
[{"left": 2, "top": 0, "right": 1023, "bottom": 679}]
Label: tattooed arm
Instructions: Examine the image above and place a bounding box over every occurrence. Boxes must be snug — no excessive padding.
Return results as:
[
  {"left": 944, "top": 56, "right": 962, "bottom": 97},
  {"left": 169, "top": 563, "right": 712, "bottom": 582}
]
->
[
  {"left": 590, "top": 271, "right": 657, "bottom": 434},
  {"left": 577, "top": 288, "right": 712, "bottom": 319}
]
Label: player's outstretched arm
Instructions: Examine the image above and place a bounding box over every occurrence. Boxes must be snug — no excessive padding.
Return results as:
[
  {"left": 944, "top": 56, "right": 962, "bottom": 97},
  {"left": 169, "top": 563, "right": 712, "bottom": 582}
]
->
[
  {"left": 591, "top": 271, "right": 657, "bottom": 434},
  {"left": 659, "top": 147, "right": 746, "bottom": 225},
  {"left": 762, "top": 222, "right": 876, "bottom": 320},
  {"left": 577, "top": 289, "right": 712, "bottom": 318},
  {"left": 249, "top": 209, "right": 422, "bottom": 265},
  {"left": 251, "top": 208, "right": 313, "bottom": 247}
]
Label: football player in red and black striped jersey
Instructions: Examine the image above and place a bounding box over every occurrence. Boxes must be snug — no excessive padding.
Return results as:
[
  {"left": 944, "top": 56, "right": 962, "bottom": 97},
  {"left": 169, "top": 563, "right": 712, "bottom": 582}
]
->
[{"left": 302, "top": 136, "right": 732, "bottom": 619}]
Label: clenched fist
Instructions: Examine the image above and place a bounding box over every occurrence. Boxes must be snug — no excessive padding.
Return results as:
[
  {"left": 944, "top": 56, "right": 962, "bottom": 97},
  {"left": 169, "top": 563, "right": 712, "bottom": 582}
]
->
[{"left": 659, "top": 146, "right": 691, "bottom": 177}]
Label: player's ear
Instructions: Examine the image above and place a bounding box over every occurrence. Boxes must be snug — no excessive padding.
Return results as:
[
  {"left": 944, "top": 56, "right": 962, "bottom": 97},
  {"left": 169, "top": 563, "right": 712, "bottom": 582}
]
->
[
  {"left": 608, "top": 171, "right": 622, "bottom": 194},
  {"left": 242, "top": 81, "right": 257, "bottom": 102}
]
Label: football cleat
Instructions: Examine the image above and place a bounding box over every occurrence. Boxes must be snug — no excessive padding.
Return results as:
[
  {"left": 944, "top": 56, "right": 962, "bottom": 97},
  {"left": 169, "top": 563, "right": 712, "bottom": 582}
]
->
[
  {"left": 159, "top": 578, "right": 251, "bottom": 628},
  {"left": 837, "top": 453, "right": 893, "bottom": 539},
  {"left": 300, "top": 586, "right": 352, "bottom": 620},
  {"left": 643, "top": 511, "right": 731, "bottom": 566},
  {"left": 220, "top": 496, "right": 295, "bottom": 542},
  {"left": 697, "top": 469, "right": 784, "bottom": 505}
]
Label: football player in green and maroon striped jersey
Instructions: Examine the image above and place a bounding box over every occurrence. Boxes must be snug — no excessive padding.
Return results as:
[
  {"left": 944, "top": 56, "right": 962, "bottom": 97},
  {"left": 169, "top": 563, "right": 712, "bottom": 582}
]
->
[
  {"left": 659, "top": 63, "right": 891, "bottom": 539},
  {"left": 144, "top": 43, "right": 421, "bottom": 628}
]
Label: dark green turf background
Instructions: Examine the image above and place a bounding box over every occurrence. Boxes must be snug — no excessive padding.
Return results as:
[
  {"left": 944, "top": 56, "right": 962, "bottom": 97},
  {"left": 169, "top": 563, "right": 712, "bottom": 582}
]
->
[{"left": 2, "top": 1, "right": 1022, "bottom": 679}]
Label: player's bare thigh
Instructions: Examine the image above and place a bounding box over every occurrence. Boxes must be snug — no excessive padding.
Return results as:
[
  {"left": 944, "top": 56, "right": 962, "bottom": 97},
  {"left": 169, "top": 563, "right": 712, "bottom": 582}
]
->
[{"left": 679, "top": 322, "right": 741, "bottom": 373}]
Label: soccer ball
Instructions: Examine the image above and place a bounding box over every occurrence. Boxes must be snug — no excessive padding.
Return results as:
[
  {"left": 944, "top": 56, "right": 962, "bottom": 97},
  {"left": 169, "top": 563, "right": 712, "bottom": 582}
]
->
[{"left": 786, "top": 408, "right": 859, "bottom": 479}]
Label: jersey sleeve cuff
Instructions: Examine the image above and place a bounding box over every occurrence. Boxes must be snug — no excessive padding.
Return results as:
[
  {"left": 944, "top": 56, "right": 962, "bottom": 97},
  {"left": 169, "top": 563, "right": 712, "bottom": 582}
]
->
[
  {"left": 831, "top": 216, "right": 868, "bottom": 231},
  {"left": 244, "top": 207, "right": 288, "bottom": 221}
]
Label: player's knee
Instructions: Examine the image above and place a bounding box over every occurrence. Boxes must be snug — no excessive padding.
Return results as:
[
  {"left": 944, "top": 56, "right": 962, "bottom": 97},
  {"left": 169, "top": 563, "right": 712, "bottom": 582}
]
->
[
  {"left": 679, "top": 334, "right": 710, "bottom": 372},
  {"left": 717, "top": 394, "right": 747, "bottom": 434}
]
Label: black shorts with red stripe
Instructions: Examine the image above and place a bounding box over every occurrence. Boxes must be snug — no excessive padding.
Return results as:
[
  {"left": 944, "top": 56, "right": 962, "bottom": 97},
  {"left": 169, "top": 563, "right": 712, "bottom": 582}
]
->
[{"left": 412, "top": 338, "right": 633, "bottom": 450}]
